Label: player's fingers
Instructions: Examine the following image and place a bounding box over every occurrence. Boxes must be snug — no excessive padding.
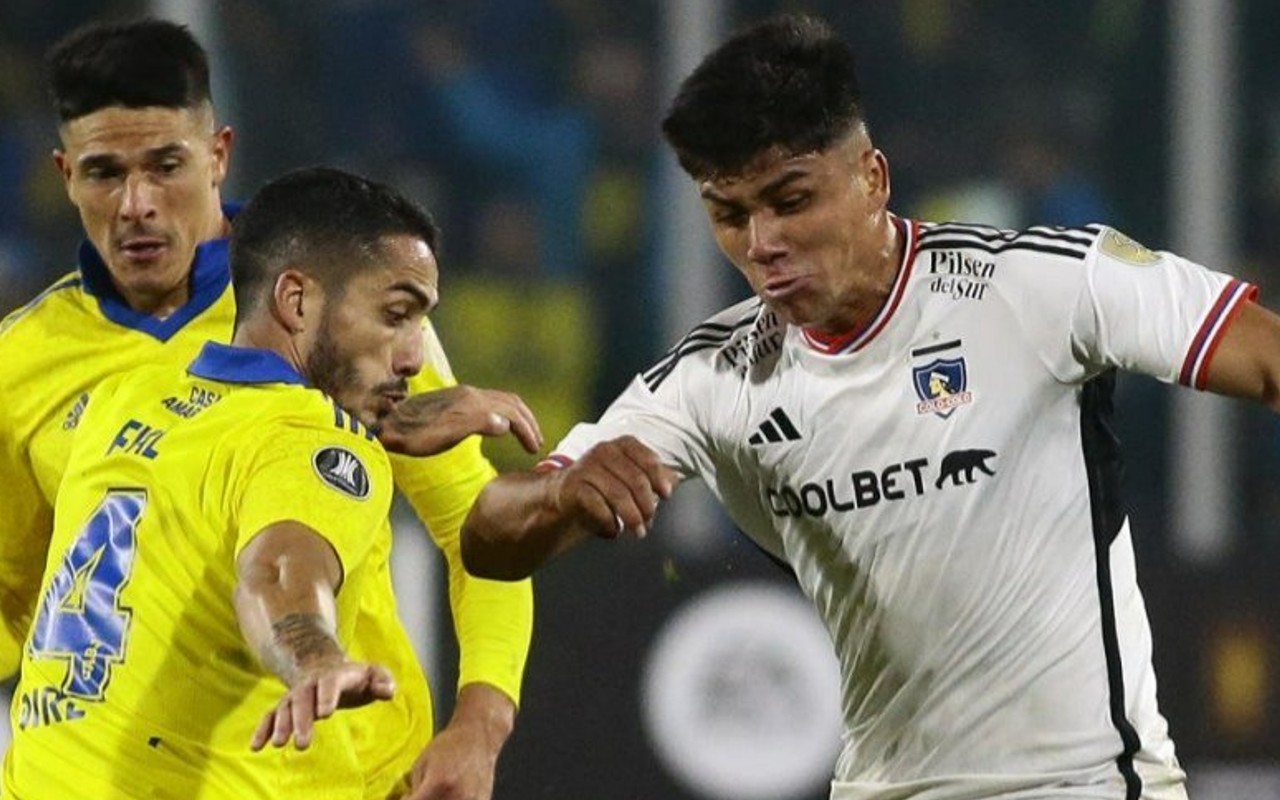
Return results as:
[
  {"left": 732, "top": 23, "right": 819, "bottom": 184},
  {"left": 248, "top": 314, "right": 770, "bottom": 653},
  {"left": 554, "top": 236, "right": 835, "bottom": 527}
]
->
[
  {"left": 614, "top": 436, "right": 677, "bottom": 497},
  {"left": 291, "top": 684, "right": 317, "bottom": 750},
  {"left": 271, "top": 696, "right": 295, "bottom": 748},
  {"left": 581, "top": 472, "right": 651, "bottom": 537},
  {"left": 315, "top": 673, "right": 343, "bottom": 718},
  {"left": 574, "top": 482, "right": 628, "bottom": 538},
  {"left": 250, "top": 707, "right": 277, "bottom": 751},
  {"left": 369, "top": 665, "right": 396, "bottom": 700},
  {"left": 504, "top": 393, "right": 543, "bottom": 452}
]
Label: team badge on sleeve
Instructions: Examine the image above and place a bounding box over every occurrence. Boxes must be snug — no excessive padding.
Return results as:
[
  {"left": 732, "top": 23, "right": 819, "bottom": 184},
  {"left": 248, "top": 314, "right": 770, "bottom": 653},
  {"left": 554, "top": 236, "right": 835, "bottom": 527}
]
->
[
  {"left": 913, "top": 357, "right": 973, "bottom": 418},
  {"left": 312, "top": 446, "right": 371, "bottom": 499},
  {"left": 1099, "top": 229, "right": 1161, "bottom": 266}
]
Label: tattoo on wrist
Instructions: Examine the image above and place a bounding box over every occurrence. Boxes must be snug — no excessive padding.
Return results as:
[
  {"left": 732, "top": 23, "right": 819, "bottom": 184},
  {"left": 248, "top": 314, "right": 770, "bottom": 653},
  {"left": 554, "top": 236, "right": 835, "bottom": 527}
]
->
[
  {"left": 394, "top": 393, "right": 447, "bottom": 431},
  {"left": 267, "top": 613, "right": 342, "bottom": 681}
]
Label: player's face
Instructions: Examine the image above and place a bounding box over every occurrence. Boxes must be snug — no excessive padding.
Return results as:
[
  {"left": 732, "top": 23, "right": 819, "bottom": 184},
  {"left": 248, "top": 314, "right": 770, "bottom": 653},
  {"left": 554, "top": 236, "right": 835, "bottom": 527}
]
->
[
  {"left": 53, "top": 104, "right": 232, "bottom": 315},
  {"left": 306, "top": 235, "right": 439, "bottom": 432},
  {"left": 699, "top": 130, "right": 896, "bottom": 334}
]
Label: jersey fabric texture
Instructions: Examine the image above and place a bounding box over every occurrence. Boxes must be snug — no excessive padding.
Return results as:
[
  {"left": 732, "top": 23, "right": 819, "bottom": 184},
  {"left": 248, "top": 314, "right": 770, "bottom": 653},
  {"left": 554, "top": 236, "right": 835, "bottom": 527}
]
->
[
  {"left": 0, "top": 222, "right": 532, "bottom": 796},
  {"left": 549, "top": 218, "right": 1254, "bottom": 800},
  {"left": 4, "top": 343, "right": 393, "bottom": 798}
]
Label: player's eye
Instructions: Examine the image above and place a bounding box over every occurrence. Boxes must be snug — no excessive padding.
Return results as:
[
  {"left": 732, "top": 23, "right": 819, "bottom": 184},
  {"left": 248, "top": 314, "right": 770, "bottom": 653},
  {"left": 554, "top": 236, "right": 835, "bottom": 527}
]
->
[
  {"left": 83, "top": 164, "right": 122, "bottom": 182},
  {"left": 776, "top": 193, "right": 810, "bottom": 214},
  {"left": 155, "top": 159, "right": 185, "bottom": 175},
  {"left": 714, "top": 209, "right": 748, "bottom": 227}
]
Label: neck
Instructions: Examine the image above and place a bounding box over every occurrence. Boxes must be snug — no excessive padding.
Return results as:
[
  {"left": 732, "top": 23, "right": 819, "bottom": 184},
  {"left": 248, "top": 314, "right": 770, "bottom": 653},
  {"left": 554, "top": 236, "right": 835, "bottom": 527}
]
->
[
  {"left": 816, "top": 213, "right": 904, "bottom": 337},
  {"left": 231, "top": 316, "right": 308, "bottom": 378}
]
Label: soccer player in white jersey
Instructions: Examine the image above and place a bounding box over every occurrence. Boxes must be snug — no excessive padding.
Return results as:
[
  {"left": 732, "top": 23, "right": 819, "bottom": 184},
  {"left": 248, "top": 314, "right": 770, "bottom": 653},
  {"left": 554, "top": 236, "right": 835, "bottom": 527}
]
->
[{"left": 448, "top": 14, "right": 1280, "bottom": 800}]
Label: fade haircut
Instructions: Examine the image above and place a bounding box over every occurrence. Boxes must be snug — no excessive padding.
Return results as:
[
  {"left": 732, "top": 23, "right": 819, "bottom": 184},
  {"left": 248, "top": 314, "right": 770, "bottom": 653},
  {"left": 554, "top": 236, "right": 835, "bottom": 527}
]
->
[
  {"left": 46, "top": 18, "right": 212, "bottom": 123},
  {"left": 661, "top": 14, "right": 864, "bottom": 181},
  {"left": 230, "top": 167, "right": 440, "bottom": 328}
]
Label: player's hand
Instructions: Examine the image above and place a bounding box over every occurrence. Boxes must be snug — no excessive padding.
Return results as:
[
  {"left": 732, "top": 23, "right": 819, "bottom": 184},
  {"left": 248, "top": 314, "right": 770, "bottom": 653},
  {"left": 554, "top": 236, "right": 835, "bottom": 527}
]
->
[
  {"left": 403, "top": 721, "right": 496, "bottom": 800},
  {"left": 555, "top": 436, "right": 679, "bottom": 539},
  {"left": 249, "top": 660, "right": 395, "bottom": 751},
  {"left": 403, "top": 683, "right": 512, "bottom": 800},
  {"left": 378, "top": 385, "right": 542, "bottom": 457}
]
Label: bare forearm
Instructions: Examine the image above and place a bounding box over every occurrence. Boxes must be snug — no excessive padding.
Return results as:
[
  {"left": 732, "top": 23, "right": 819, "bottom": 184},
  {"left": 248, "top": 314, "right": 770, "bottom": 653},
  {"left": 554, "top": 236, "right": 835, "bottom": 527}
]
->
[
  {"left": 235, "top": 523, "right": 346, "bottom": 685},
  {"left": 461, "top": 473, "right": 593, "bottom": 580},
  {"left": 451, "top": 682, "right": 516, "bottom": 751}
]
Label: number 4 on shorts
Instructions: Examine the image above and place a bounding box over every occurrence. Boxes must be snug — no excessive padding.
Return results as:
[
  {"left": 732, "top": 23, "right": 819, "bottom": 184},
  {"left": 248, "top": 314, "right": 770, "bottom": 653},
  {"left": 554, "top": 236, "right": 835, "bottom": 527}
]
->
[{"left": 28, "top": 490, "right": 146, "bottom": 701}]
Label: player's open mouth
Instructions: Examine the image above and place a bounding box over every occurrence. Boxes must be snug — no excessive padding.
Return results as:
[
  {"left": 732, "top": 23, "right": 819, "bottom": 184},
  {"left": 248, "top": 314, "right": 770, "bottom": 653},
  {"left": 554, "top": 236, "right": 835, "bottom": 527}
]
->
[{"left": 118, "top": 237, "right": 168, "bottom": 262}]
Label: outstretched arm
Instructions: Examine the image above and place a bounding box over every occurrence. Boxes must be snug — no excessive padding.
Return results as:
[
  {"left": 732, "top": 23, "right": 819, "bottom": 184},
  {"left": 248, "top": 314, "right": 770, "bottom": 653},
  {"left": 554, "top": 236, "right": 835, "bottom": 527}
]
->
[
  {"left": 462, "top": 436, "right": 679, "bottom": 580},
  {"left": 1201, "top": 301, "right": 1280, "bottom": 412},
  {"left": 235, "top": 521, "right": 395, "bottom": 751}
]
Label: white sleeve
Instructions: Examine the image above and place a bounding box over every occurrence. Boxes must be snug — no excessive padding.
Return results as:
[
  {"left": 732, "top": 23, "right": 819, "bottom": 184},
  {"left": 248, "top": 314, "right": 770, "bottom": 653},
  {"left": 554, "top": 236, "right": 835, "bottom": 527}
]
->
[
  {"left": 545, "top": 373, "right": 712, "bottom": 480},
  {"left": 1069, "top": 228, "right": 1255, "bottom": 388}
]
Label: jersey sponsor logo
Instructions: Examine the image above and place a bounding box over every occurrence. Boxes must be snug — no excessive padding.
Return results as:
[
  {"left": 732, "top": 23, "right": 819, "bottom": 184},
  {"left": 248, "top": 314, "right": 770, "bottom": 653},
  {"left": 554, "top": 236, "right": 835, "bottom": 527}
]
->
[
  {"left": 160, "top": 385, "right": 221, "bottom": 419},
  {"left": 106, "top": 419, "right": 165, "bottom": 459},
  {"left": 1099, "top": 228, "right": 1161, "bottom": 266},
  {"left": 926, "top": 250, "right": 995, "bottom": 301},
  {"left": 748, "top": 408, "right": 801, "bottom": 446},
  {"left": 720, "top": 310, "right": 785, "bottom": 376},
  {"left": 765, "top": 448, "right": 997, "bottom": 518},
  {"left": 913, "top": 356, "right": 973, "bottom": 418},
  {"left": 62, "top": 392, "right": 89, "bottom": 431},
  {"left": 934, "top": 448, "right": 996, "bottom": 488},
  {"left": 312, "top": 446, "right": 371, "bottom": 499}
]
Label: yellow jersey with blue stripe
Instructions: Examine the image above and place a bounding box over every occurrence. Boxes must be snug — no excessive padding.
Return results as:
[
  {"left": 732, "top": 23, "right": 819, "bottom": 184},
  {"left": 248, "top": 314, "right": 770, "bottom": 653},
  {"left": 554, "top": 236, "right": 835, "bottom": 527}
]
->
[
  {"left": 0, "top": 229, "right": 532, "bottom": 796},
  {"left": 4, "top": 343, "right": 393, "bottom": 799}
]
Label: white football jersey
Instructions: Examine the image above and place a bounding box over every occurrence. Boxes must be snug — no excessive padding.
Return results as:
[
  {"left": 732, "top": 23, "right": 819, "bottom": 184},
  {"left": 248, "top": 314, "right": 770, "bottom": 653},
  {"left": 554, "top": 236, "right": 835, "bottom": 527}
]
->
[{"left": 550, "top": 217, "right": 1255, "bottom": 800}]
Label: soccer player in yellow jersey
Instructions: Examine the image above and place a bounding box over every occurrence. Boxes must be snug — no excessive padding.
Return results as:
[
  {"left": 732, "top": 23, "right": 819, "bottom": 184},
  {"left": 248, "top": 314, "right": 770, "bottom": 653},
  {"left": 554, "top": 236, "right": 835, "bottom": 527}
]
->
[
  {"left": 0, "top": 20, "right": 536, "bottom": 799},
  {"left": 7, "top": 165, "right": 447, "bottom": 797}
]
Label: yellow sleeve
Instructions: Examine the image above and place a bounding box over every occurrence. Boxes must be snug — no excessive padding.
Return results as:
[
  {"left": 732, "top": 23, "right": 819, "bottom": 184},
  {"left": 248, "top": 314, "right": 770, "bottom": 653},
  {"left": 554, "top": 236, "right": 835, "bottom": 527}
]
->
[
  {"left": 0, "top": 410, "right": 52, "bottom": 678},
  {"left": 392, "top": 320, "right": 533, "bottom": 706},
  {"left": 235, "top": 418, "right": 394, "bottom": 581}
]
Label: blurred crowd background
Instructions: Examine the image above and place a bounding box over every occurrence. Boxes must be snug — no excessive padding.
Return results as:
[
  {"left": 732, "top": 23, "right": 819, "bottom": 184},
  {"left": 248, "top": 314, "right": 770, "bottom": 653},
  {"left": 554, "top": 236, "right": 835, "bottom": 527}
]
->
[{"left": 1, "top": 1, "right": 1276, "bottom": 798}]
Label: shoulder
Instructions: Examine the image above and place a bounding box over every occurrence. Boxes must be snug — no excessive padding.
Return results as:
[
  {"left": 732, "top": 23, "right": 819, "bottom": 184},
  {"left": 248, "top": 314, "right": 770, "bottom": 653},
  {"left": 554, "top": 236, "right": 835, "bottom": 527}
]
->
[
  {"left": 641, "top": 297, "right": 782, "bottom": 393},
  {"left": 916, "top": 220, "right": 1104, "bottom": 267},
  {"left": 0, "top": 271, "right": 87, "bottom": 341}
]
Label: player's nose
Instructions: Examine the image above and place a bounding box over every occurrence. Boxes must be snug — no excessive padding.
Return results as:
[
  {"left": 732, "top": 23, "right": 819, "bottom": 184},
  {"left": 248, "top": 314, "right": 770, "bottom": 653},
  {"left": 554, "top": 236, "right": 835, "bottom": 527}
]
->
[{"left": 392, "top": 328, "right": 424, "bottom": 378}]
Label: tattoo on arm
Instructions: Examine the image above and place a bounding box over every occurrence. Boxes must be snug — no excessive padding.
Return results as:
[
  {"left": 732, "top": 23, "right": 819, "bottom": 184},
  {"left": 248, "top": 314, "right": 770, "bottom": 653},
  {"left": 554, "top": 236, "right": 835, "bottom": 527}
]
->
[
  {"left": 391, "top": 392, "right": 451, "bottom": 432},
  {"left": 265, "top": 613, "right": 343, "bottom": 683}
]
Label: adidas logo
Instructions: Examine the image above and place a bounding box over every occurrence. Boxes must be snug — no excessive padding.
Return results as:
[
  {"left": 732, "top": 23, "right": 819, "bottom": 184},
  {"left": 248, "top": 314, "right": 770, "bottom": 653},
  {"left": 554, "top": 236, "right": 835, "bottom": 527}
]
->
[{"left": 748, "top": 408, "right": 801, "bottom": 445}]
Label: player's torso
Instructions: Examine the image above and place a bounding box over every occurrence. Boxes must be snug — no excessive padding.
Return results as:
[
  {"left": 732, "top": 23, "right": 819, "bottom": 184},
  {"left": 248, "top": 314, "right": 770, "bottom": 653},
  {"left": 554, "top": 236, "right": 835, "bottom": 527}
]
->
[
  {"left": 697, "top": 227, "right": 1135, "bottom": 780},
  {"left": 0, "top": 276, "right": 235, "bottom": 506},
  {"left": 9, "top": 368, "right": 368, "bottom": 799}
]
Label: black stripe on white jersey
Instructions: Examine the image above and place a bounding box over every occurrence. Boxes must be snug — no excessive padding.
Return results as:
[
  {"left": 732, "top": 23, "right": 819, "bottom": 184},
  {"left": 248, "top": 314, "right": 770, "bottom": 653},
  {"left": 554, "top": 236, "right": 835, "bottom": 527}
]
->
[
  {"left": 921, "top": 221, "right": 1102, "bottom": 248},
  {"left": 643, "top": 304, "right": 761, "bottom": 391},
  {"left": 1079, "top": 370, "right": 1143, "bottom": 800},
  {"left": 917, "top": 223, "right": 1099, "bottom": 260}
]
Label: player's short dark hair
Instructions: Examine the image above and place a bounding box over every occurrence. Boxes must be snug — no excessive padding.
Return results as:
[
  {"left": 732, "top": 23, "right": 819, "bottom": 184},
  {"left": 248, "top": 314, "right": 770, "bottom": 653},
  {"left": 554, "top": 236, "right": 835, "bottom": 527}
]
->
[
  {"left": 230, "top": 167, "right": 440, "bottom": 327},
  {"left": 661, "top": 14, "right": 864, "bottom": 181},
  {"left": 46, "top": 18, "right": 212, "bottom": 123}
]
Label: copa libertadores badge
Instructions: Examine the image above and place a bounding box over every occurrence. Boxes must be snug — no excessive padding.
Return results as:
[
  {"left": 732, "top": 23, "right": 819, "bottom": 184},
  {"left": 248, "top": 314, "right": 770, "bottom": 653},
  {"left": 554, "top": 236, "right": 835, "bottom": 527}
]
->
[{"left": 312, "top": 446, "right": 371, "bottom": 499}]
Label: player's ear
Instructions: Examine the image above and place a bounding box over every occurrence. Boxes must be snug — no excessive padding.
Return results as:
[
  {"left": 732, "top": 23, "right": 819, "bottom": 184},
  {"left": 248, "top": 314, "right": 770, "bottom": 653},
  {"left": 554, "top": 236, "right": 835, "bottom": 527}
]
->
[
  {"left": 272, "top": 269, "right": 311, "bottom": 334},
  {"left": 51, "top": 149, "right": 73, "bottom": 190},
  {"left": 859, "top": 148, "right": 891, "bottom": 210},
  {"left": 210, "top": 125, "right": 234, "bottom": 187}
]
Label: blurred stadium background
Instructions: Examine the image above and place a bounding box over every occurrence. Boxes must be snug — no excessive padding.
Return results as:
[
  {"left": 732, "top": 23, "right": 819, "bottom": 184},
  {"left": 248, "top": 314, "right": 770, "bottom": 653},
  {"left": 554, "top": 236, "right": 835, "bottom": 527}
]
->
[{"left": 1, "top": 1, "right": 1276, "bottom": 797}]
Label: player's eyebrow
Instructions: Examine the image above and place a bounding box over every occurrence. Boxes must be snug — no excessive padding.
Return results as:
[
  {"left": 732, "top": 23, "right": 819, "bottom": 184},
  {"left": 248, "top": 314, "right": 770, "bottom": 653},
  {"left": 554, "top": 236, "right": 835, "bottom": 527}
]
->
[
  {"left": 388, "top": 280, "right": 436, "bottom": 311},
  {"left": 700, "top": 168, "right": 810, "bottom": 205},
  {"left": 144, "top": 143, "right": 190, "bottom": 160}
]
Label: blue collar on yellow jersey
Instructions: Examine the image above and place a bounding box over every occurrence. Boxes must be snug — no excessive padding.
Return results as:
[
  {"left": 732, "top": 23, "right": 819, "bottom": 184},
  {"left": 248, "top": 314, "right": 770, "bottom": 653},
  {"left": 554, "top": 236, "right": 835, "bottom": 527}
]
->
[
  {"left": 187, "top": 341, "right": 308, "bottom": 386},
  {"left": 76, "top": 202, "right": 242, "bottom": 342}
]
